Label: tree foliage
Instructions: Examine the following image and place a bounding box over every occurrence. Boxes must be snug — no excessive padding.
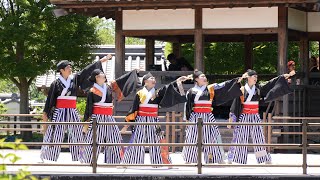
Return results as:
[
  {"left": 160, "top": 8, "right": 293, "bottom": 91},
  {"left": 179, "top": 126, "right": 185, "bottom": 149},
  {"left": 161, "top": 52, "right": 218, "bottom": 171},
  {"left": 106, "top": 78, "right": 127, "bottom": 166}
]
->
[
  {"left": 95, "top": 17, "right": 145, "bottom": 45},
  {"left": 0, "top": 0, "right": 99, "bottom": 78},
  {"left": 0, "top": 0, "right": 99, "bottom": 140},
  {"left": 0, "top": 138, "right": 48, "bottom": 180},
  {"left": 165, "top": 41, "right": 313, "bottom": 74},
  {"left": 0, "top": 79, "right": 19, "bottom": 93}
]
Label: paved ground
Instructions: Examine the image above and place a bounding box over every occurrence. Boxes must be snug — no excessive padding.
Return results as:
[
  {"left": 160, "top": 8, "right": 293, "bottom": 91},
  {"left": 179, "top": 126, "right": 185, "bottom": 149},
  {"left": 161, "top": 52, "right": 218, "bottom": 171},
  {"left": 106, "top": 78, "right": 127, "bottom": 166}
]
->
[{"left": 2, "top": 149, "right": 320, "bottom": 178}]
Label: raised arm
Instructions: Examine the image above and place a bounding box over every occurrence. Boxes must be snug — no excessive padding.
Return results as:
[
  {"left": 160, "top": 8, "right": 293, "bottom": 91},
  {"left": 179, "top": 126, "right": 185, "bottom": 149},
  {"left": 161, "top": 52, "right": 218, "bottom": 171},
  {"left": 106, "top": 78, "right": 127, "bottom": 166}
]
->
[
  {"left": 77, "top": 55, "right": 112, "bottom": 91},
  {"left": 110, "top": 70, "right": 139, "bottom": 102},
  {"left": 260, "top": 74, "right": 293, "bottom": 102},
  {"left": 158, "top": 76, "right": 190, "bottom": 108}
]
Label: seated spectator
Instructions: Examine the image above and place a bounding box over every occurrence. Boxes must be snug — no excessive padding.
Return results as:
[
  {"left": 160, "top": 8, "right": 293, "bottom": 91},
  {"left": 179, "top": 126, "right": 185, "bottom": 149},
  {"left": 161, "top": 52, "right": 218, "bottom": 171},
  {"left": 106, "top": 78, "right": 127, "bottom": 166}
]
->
[
  {"left": 310, "top": 57, "right": 320, "bottom": 85},
  {"left": 165, "top": 53, "right": 194, "bottom": 71},
  {"left": 310, "top": 56, "right": 319, "bottom": 72},
  {"left": 166, "top": 53, "right": 180, "bottom": 71},
  {"left": 287, "top": 60, "right": 296, "bottom": 85},
  {"left": 178, "top": 57, "right": 194, "bottom": 71}
]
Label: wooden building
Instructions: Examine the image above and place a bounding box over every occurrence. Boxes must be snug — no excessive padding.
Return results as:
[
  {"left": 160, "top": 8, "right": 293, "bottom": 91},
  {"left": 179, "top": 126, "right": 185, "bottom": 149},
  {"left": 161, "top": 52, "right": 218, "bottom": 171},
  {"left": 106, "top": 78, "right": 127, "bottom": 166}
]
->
[
  {"left": 46, "top": 0, "right": 320, "bottom": 146},
  {"left": 49, "top": 0, "right": 320, "bottom": 117}
]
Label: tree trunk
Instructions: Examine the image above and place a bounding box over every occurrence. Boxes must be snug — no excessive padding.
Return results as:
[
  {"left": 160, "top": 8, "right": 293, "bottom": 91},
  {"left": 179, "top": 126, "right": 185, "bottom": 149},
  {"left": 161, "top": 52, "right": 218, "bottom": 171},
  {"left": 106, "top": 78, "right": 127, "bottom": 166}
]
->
[{"left": 18, "top": 78, "right": 32, "bottom": 141}]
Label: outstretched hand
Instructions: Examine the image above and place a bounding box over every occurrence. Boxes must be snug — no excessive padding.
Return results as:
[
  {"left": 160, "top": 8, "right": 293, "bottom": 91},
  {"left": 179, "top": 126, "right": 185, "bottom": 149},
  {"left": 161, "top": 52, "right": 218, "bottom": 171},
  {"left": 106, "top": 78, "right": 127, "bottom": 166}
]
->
[
  {"left": 284, "top": 70, "right": 296, "bottom": 79},
  {"left": 238, "top": 72, "right": 248, "bottom": 83},
  {"left": 82, "top": 124, "right": 89, "bottom": 134},
  {"left": 289, "top": 70, "right": 296, "bottom": 77},
  {"left": 177, "top": 74, "right": 193, "bottom": 82},
  {"left": 134, "top": 68, "right": 140, "bottom": 73},
  {"left": 100, "top": 54, "right": 112, "bottom": 62},
  {"left": 120, "top": 125, "right": 129, "bottom": 134}
]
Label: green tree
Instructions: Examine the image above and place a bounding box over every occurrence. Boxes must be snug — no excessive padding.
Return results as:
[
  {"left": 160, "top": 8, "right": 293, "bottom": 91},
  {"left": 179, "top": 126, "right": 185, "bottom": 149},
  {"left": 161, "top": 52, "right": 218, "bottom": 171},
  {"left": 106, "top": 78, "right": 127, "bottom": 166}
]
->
[
  {"left": 0, "top": 104, "right": 7, "bottom": 122},
  {"left": 310, "top": 41, "right": 319, "bottom": 57},
  {"left": 95, "top": 17, "right": 145, "bottom": 45},
  {"left": 76, "top": 98, "right": 86, "bottom": 119},
  {"left": 0, "top": 138, "right": 48, "bottom": 179},
  {"left": 165, "top": 41, "right": 301, "bottom": 75},
  {"left": 94, "top": 18, "right": 115, "bottom": 45},
  {"left": 0, "top": 0, "right": 99, "bottom": 140},
  {"left": 0, "top": 79, "right": 19, "bottom": 93},
  {"left": 0, "top": 104, "right": 7, "bottom": 114},
  {"left": 29, "top": 81, "right": 46, "bottom": 103}
]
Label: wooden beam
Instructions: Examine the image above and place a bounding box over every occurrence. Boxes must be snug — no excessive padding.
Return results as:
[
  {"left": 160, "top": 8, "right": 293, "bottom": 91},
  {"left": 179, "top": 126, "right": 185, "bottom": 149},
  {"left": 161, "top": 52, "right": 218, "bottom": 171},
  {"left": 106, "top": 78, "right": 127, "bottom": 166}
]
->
[
  {"left": 122, "top": 29, "right": 195, "bottom": 36},
  {"left": 288, "top": 29, "right": 304, "bottom": 38},
  {"left": 115, "top": 10, "right": 125, "bottom": 78},
  {"left": 194, "top": 7, "right": 204, "bottom": 71},
  {"left": 51, "top": 0, "right": 319, "bottom": 8},
  {"left": 129, "top": 36, "right": 181, "bottom": 43},
  {"left": 204, "top": 34, "right": 278, "bottom": 43},
  {"left": 244, "top": 35, "right": 253, "bottom": 70},
  {"left": 145, "top": 38, "right": 155, "bottom": 70},
  {"left": 203, "top": 28, "right": 278, "bottom": 35},
  {"left": 131, "top": 34, "right": 278, "bottom": 44},
  {"left": 308, "top": 32, "right": 320, "bottom": 41}
]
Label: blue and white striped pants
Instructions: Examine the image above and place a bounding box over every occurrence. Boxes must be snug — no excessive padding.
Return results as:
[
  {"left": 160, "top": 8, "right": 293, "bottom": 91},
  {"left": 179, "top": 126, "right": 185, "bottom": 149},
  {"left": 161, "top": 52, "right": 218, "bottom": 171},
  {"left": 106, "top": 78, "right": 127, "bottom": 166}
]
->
[
  {"left": 80, "top": 114, "right": 122, "bottom": 164},
  {"left": 40, "top": 108, "right": 83, "bottom": 161},
  {"left": 228, "top": 113, "right": 272, "bottom": 164},
  {"left": 182, "top": 112, "right": 224, "bottom": 164},
  {"left": 122, "top": 116, "right": 169, "bottom": 165}
]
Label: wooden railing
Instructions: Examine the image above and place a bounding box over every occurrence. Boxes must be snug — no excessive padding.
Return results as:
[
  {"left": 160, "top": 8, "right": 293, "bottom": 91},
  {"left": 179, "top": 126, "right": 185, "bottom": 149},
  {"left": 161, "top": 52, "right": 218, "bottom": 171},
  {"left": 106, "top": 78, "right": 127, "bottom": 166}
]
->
[{"left": 1, "top": 114, "right": 320, "bottom": 175}]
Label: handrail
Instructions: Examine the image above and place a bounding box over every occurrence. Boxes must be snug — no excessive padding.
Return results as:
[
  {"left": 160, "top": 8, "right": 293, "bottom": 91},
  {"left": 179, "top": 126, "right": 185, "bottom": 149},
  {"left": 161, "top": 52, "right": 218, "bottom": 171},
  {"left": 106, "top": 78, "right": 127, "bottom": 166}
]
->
[{"left": 1, "top": 115, "right": 320, "bottom": 175}]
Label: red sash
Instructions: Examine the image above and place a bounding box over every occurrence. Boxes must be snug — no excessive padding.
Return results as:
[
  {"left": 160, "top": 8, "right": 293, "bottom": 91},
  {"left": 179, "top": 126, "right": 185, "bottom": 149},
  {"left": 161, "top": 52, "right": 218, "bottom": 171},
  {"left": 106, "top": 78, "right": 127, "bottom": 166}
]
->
[
  {"left": 242, "top": 103, "right": 259, "bottom": 114},
  {"left": 56, "top": 96, "right": 76, "bottom": 108},
  {"left": 93, "top": 106, "right": 113, "bottom": 115},
  {"left": 193, "top": 101, "right": 212, "bottom": 113},
  {"left": 138, "top": 104, "right": 158, "bottom": 117}
]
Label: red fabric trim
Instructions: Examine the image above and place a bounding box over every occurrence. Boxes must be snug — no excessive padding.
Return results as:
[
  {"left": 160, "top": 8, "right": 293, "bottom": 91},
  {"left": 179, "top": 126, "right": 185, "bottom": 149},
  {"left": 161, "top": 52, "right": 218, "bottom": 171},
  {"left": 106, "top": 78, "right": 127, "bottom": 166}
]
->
[
  {"left": 242, "top": 108, "right": 259, "bottom": 114},
  {"left": 194, "top": 103, "right": 211, "bottom": 107},
  {"left": 243, "top": 104, "right": 259, "bottom": 109},
  {"left": 138, "top": 111, "right": 158, "bottom": 117},
  {"left": 193, "top": 107, "right": 212, "bottom": 113},
  {"left": 93, "top": 106, "right": 113, "bottom": 115},
  {"left": 56, "top": 99, "right": 76, "bottom": 108},
  {"left": 139, "top": 107, "right": 158, "bottom": 112}
]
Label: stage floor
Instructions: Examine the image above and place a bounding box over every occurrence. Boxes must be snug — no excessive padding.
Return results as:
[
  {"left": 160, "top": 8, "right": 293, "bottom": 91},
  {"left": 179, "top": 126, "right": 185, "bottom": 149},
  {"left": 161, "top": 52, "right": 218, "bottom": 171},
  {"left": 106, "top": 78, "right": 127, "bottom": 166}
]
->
[{"left": 3, "top": 150, "right": 320, "bottom": 177}]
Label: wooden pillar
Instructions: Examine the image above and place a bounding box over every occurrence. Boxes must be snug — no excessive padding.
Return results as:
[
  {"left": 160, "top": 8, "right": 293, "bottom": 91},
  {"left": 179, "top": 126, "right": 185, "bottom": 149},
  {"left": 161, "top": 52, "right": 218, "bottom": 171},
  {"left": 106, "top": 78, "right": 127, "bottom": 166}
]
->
[
  {"left": 194, "top": 7, "right": 204, "bottom": 71},
  {"left": 244, "top": 35, "right": 253, "bottom": 70},
  {"left": 299, "top": 33, "right": 309, "bottom": 85},
  {"left": 278, "top": 6, "right": 289, "bottom": 115},
  {"left": 146, "top": 39, "right": 155, "bottom": 70},
  {"left": 115, "top": 10, "right": 125, "bottom": 78},
  {"left": 278, "top": 6, "right": 288, "bottom": 74},
  {"left": 172, "top": 43, "right": 181, "bottom": 58},
  {"left": 278, "top": 6, "right": 289, "bottom": 143}
]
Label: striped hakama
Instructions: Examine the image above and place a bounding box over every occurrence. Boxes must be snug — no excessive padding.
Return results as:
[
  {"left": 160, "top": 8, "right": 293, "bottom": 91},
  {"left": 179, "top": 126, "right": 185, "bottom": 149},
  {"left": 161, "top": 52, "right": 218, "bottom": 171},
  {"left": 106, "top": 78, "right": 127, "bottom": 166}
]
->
[
  {"left": 122, "top": 115, "right": 171, "bottom": 164},
  {"left": 79, "top": 70, "right": 139, "bottom": 164},
  {"left": 228, "top": 75, "right": 292, "bottom": 164},
  {"left": 182, "top": 79, "right": 242, "bottom": 164},
  {"left": 40, "top": 60, "right": 104, "bottom": 162},
  {"left": 182, "top": 112, "right": 224, "bottom": 164},
  {"left": 80, "top": 114, "right": 122, "bottom": 164},
  {"left": 228, "top": 113, "right": 271, "bottom": 164},
  {"left": 122, "top": 80, "right": 185, "bottom": 166},
  {"left": 41, "top": 107, "right": 83, "bottom": 161}
]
